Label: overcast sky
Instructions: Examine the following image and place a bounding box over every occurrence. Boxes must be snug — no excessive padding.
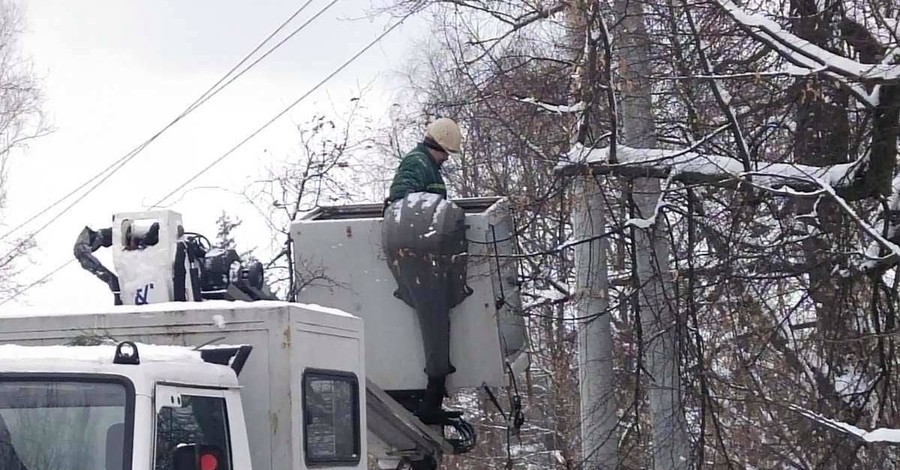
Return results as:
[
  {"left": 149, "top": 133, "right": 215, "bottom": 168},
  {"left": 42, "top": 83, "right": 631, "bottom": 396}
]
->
[{"left": 0, "top": 0, "right": 427, "bottom": 313}]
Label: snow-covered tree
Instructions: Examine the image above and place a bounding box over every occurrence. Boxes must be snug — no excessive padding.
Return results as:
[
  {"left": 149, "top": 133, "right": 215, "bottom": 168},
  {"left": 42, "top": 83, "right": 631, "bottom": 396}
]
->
[{"left": 384, "top": 0, "right": 900, "bottom": 467}]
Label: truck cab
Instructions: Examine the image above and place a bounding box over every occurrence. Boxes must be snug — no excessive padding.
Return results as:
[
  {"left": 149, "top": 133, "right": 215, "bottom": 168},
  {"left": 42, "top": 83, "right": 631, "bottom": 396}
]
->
[{"left": 0, "top": 342, "right": 251, "bottom": 470}]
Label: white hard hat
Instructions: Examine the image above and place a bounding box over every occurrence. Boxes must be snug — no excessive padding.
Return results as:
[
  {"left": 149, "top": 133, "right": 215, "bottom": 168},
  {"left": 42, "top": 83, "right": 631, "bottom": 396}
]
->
[{"left": 425, "top": 118, "right": 462, "bottom": 154}]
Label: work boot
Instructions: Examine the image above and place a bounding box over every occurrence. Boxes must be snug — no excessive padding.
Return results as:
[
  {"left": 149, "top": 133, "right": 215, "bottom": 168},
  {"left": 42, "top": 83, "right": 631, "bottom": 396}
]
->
[{"left": 416, "top": 376, "right": 447, "bottom": 425}]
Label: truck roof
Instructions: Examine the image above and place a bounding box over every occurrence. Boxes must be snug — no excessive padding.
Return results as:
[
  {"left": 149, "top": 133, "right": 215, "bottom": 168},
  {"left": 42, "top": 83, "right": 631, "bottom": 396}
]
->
[
  {"left": 0, "top": 343, "right": 241, "bottom": 388},
  {"left": 1, "top": 299, "right": 356, "bottom": 319},
  {"left": 0, "top": 343, "right": 203, "bottom": 364}
]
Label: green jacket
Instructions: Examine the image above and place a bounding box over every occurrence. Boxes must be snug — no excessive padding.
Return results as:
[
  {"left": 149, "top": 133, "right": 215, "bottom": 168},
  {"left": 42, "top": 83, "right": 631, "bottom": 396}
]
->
[{"left": 387, "top": 143, "right": 447, "bottom": 203}]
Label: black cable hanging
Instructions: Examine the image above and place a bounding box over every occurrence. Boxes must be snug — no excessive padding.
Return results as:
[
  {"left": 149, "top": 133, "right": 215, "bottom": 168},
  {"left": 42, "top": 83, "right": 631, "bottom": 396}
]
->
[
  {"left": 481, "top": 223, "right": 526, "bottom": 468},
  {"left": 481, "top": 377, "right": 524, "bottom": 469},
  {"left": 490, "top": 224, "right": 508, "bottom": 310}
]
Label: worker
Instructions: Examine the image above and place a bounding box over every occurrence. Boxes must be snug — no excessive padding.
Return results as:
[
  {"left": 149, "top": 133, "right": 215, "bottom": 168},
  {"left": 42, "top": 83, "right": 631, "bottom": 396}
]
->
[
  {"left": 385, "top": 117, "right": 462, "bottom": 205},
  {"left": 382, "top": 118, "right": 469, "bottom": 425}
]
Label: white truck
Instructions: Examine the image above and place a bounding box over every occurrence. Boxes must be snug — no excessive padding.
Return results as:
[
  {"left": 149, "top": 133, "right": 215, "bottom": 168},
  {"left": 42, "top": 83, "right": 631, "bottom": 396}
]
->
[
  {"left": 0, "top": 301, "right": 455, "bottom": 470},
  {"left": 0, "top": 198, "right": 525, "bottom": 470}
]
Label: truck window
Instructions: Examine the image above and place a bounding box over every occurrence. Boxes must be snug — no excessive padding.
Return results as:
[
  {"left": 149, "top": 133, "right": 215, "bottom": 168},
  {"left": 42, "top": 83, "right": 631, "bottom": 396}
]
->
[
  {"left": 302, "top": 369, "right": 360, "bottom": 466},
  {"left": 154, "top": 394, "right": 231, "bottom": 470},
  {"left": 0, "top": 378, "right": 131, "bottom": 470}
]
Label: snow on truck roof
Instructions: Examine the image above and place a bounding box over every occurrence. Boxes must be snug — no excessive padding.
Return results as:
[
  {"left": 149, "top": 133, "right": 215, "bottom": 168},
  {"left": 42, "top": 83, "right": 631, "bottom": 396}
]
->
[
  {"left": 0, "top": 300, "right": 356, "bottom": 319},
  {"left": 0, "top": 343, "right": 204, "bottom": 364}
]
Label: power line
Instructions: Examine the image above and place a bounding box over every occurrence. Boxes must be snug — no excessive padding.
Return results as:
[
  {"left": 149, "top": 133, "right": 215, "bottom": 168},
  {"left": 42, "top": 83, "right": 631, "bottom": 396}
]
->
[
  {"left": 0, "top": 258, "right": 74, "bottom": 309},
  {"left": 0, "top": 12, "right": 413, "bottom": 308},
  {"left": 0, "top": 0, "right": 337, "bottom": 287},
  {"left": 0, "top": 0, "right": 340, "bottom": 264},
  {"left": 151, "top": 13, "right": 411, "bottom": 208},
  {"left": 0, "top": 0, "right": 329, "bottom": 246}
]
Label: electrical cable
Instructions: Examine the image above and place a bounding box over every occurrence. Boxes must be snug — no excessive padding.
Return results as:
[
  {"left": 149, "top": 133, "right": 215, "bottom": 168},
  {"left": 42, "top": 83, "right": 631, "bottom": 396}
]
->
[
  {"left": 0, "top": 258, "right": 74, "bottom": 308},
  {"left": 0, "top": 0, "right": 336, "bottom": 293},
  {"left": 0, "top": 0, "right": 329, "bottom": 247},
  {"left": 150, "top": 12, "right": 412, "bottom": 208}
]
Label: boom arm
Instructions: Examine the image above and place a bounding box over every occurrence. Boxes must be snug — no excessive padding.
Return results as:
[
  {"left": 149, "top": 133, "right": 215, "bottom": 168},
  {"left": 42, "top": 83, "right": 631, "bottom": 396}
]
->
[
  {"left": 74, "top": 213, "right": 278, "bottom": 305},
  {"left": 73, "top": 226, "right": 122, "bottom": 305}
]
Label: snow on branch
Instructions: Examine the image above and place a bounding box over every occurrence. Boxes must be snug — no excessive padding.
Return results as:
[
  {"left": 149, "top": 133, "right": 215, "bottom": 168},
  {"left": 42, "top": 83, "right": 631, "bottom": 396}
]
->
[
  {"left": 556, "top": 144, "right": 866, "bottom": 197},
  {"left": 516, "top": 96, "right": 586, "bottom": 114},
  {"left": 512, "top": 1, "right": 568, "bottom": 27},
  {"left": 557, "top": 144, "right": 900, "bottom": 270},
  {"left": 789, "top": 404, "right": 900, "bottom": 444},
  {"left": 625, "top": 173, "right": 674, "bottom": 229},
  {"left": 715, "top": 0, "right": 900, "bottom": 85},
  {"left": 861, "top": 174, "right": 900, "bottom": 271},
  {"left": 522, "top": 287, "right": 572, "bottom": 310},
  {"left": 817, "top": 175, "right": 900, "bottom": 269}
]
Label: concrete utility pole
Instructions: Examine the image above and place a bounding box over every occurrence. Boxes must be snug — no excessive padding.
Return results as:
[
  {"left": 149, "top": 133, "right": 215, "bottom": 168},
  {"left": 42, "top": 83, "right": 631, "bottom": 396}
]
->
[
  {"left": 613, "top": 0, "right": 690, "bottom": 468},
  {"left": 573, "top": 177, "right": 619, "bottom": 469},
  {"left": 567, "top": 2, "right": 621, "bottom": 467}
]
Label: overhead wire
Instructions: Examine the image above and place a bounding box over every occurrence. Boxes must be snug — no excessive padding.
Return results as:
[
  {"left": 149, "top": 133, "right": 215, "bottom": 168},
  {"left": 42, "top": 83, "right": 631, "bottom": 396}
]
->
[
  {"left": 0, "top": 0, "right": 336, "bottom": 303},
  {"left": 0, "top": 10, "right": 413, "bottom": 307},
  {"left": 150, "top": 12, "right": 412, "bottom": 208},
  {"left": 0, "top": 0, "right": 331, "bottom": 248}
]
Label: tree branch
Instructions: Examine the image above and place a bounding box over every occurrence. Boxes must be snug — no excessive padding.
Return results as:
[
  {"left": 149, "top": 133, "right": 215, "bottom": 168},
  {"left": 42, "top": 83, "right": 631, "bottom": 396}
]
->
[
  {"left": 557, "top": 145, "right": 868, "bottom": 198},
  {"left": 714, "top": 0, "right": 900, "bottom": 86}
]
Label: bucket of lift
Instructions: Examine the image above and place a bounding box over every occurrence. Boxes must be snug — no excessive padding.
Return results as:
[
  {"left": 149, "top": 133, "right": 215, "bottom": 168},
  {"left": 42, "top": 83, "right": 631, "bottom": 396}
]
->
[{"left": 291, "top": 197, "right": 528, "bottom": 393}]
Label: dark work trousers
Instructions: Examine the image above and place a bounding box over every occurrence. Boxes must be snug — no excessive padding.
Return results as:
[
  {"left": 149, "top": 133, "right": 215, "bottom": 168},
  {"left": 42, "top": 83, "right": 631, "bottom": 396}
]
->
[
  {"left": 396, "top": 249, "right": 453, "bottom": 378},
  {"left": 383, "top": 194, "right": 468, "bottom": 379}
]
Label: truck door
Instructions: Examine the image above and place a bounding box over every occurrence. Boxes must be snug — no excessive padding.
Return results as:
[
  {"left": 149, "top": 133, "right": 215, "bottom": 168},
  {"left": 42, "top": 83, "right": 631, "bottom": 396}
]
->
[{"left": 153, "top": 385, "right": 251, "bottom": 470}]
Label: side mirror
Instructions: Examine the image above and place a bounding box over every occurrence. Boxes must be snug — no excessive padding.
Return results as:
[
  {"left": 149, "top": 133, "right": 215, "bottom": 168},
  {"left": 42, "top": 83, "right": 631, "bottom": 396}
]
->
[{"left": 172, "top": 443, "right": 226, "bottom": 470}]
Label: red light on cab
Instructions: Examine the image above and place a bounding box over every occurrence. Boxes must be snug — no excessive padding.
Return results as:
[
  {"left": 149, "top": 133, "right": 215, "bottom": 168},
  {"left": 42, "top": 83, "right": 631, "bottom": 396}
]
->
[{"left": 200, "top": 453, "right": 218, "bottom": 470}]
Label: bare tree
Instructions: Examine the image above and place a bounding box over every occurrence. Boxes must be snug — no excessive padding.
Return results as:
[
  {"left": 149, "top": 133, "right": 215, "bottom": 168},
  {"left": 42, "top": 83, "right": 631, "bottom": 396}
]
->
[
  {"left": 383, "top": 0, "right": 900, "bottom": 467},
  {"left": 213, "top": 211, "right": 242, "bottom": 251},
  {"left": 242, "top": 99, "right": 371, "bottom": 300},
  {"left": 0, "top": 0, "right": 48, "bottom": 302}
]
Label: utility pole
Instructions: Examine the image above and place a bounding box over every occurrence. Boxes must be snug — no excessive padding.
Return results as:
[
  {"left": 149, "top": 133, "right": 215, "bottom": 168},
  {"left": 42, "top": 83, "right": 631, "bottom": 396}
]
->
[
  {"left": 613, "top": 0, "right": 690, "bottom": 467},
  {"left": 573, "top": 176, "right": 619, "bottom": 469}
]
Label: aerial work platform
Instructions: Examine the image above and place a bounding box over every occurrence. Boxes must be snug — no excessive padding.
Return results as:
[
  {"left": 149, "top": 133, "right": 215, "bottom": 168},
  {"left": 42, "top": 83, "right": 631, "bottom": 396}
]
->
[{"left": 292, "top": 197, "right": 528, "bottom": 392}]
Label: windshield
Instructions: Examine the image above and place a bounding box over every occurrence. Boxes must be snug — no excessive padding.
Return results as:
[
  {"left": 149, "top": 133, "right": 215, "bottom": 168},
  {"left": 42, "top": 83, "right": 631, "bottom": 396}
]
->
[{"left": 0, "top": 379, "right": 130, "bottom": 470}]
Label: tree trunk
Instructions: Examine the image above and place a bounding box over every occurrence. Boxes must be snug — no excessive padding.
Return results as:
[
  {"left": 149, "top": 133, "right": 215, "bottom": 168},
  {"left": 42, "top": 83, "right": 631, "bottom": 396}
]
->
[
  {"left": 573, "top": 177, "right": 619, "bottom": 469},
  {"left": 613, "top": 0, "right": 690, "bottom": 468}
]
